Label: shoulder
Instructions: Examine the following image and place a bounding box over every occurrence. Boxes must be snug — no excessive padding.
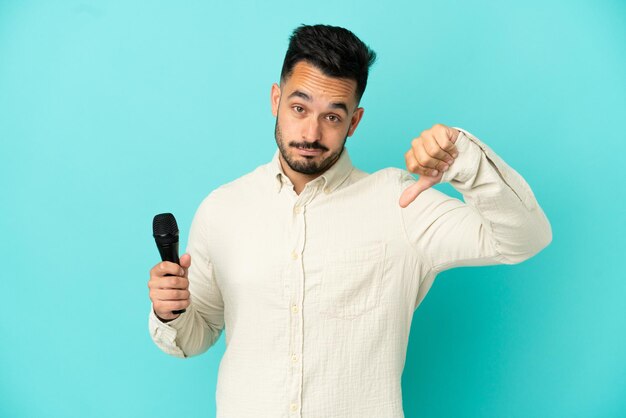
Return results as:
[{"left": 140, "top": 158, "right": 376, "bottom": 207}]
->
[{"left": 196, "top": 162, "right": 270, "bottom": 214}]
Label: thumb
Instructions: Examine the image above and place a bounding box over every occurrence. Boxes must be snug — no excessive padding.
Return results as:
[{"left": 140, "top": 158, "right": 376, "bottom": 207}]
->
[
  {"left": 179, "top": 253, "right": 191, "bottom": 277},
  {"left": 399, "top": 176, "right": 438, "bottom": 208}
]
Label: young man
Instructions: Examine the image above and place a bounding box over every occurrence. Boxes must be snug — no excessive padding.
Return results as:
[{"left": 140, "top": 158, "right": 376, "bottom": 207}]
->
[{"left": 148, "top": 24, "right": 551, "bottom": 418}]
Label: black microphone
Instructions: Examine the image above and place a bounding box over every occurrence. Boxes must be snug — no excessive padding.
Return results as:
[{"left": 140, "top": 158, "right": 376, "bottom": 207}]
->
[{"left": 152, "top": 213, "right": 186, "bottom": 315}]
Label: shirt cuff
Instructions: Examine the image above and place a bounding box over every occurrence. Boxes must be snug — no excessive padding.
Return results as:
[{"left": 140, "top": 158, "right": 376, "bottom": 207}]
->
[
  {"left": 148, "top": 304, "right": 189, "bottom": 358},
  {"left": 441, "top": 126, "right": 538, "bottom": 211},
  {"left": 440, "top": 128, "right": 482, "bottom": 184}
]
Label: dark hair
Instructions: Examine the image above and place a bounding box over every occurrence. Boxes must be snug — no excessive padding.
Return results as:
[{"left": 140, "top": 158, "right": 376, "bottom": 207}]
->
[{"left": 280, "top": 24, "right": 377, "bottom": 104}]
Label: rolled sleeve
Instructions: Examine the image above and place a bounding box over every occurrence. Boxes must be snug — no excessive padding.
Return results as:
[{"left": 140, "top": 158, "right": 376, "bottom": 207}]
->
[{"left": 400, "top": 127, "right": 552, "bottom": 274}]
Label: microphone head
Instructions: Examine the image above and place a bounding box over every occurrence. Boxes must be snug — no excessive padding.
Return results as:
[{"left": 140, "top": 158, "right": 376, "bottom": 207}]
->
[{"left": 153, "top": 213, "right": 179, "bottom": 245}]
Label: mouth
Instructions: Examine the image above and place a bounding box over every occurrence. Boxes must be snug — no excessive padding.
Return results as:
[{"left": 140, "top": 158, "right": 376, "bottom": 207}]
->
[{"left": 293, "top": 145, "right": 324, "bottom": 156}]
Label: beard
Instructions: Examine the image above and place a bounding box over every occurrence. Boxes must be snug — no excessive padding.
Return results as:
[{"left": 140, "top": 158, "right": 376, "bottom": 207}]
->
[{"left": 274, "top": 115, "right": 348, "bottom": 175}]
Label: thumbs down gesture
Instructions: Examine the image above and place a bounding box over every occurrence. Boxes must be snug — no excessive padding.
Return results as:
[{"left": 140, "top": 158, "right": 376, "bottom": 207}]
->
[{"left": 399, "top": 124, "right": 461, "bottom": 208}]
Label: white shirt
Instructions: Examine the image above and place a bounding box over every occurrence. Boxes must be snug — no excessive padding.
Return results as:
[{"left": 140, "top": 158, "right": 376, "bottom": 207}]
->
[{"left": 148, "top": 127, "right": 552, "bottom": 418}]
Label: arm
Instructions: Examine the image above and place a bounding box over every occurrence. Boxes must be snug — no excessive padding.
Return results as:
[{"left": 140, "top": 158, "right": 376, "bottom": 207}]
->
[
  {"left": 400, "top": 127, "right": 552, "bottom": 272},
  {"left": 148, "top": 196, "right": 225, "bottom": 358}
]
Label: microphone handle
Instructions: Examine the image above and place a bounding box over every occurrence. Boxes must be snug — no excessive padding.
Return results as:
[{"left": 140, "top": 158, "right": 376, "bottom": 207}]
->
[{"left": 158, "top": 242, "right": 186, "bottom": 315}]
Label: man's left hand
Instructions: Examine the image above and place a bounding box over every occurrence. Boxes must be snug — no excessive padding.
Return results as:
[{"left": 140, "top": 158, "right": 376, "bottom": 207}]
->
[{"left": 399, "top": 124, "right": 461, "bottom": 208}]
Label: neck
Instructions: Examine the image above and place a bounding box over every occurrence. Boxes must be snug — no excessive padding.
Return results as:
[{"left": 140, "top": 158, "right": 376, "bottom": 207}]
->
[{"left": 278, "top": 153, "right": 322, "bottom": 195}]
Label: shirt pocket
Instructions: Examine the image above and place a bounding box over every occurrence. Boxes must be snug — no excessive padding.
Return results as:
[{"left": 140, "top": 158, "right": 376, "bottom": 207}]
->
[{"left": 318, "top": 241, "right": 386, "bottom": 320}]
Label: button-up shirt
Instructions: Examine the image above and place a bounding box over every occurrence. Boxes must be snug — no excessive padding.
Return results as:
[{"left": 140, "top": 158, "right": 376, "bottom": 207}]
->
[{"left": 148, "top": 127, "right": 552, "bottom": 418}]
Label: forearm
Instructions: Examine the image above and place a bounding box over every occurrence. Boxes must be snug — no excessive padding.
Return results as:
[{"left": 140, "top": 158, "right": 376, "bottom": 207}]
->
[
  {"left": 148, "top": 301, "right": 223, "bottom": 358},
  {"left": 440, "top": 127, "right": 552, "bottom": 265}
]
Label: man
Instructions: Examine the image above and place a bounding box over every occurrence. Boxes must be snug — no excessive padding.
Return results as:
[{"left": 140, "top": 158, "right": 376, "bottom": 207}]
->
[{"left": 147, "top": 24, "right": 551, "bottom": 418}]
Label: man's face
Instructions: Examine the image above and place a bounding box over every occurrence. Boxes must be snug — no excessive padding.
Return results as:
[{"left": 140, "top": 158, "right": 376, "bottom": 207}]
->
[{"left": 271, "top": 61, "right": 364, "bottom": 176}]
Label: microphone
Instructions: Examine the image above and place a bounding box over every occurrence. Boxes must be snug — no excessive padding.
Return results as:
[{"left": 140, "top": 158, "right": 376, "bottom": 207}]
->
[{"left": 152, "top": 213, "right": 186, "bottom": 315}]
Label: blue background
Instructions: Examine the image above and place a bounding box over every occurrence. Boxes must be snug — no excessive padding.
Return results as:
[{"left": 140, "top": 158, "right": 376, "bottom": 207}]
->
[{"left": 1, "top": 1, "right": 624, "bottom": 417}]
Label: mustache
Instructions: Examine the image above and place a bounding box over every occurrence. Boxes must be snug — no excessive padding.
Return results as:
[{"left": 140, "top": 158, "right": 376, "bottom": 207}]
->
[{"left": 289, "top": 141, "right": 328, "bottom": 151}]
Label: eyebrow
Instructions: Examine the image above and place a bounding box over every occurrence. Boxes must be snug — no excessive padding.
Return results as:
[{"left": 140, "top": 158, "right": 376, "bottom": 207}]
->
[{"left": 287, "top": 90, "right": 349, "bottom": 114}]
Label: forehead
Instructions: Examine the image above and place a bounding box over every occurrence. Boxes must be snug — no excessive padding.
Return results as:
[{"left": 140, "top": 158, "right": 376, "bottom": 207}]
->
[{"left": 283, "top": 61, "right": 357, "bottom": 105}]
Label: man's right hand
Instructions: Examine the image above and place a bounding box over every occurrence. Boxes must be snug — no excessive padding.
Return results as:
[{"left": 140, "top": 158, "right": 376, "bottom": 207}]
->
[{"left": 148, "top": 253, "right": 191, "bottom": 322}]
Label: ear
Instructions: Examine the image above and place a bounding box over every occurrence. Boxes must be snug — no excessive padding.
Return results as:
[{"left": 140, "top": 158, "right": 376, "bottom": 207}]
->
[
  {"left": 347, "top": 107, "right": 365, "bottom": 137},
  {"left": 270, "top": 83, "right": 281, "bottom": 117}
]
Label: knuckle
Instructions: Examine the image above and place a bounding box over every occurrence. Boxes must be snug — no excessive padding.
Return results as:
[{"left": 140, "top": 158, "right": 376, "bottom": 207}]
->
[
  {"left": 415, "top": 144, "right": 426, "bottom": 159},
  {"left": 424, "top": 140, "right": 437, "bottom": 154}
]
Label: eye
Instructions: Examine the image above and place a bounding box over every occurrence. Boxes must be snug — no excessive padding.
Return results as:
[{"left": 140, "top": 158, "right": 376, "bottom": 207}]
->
[
  {"left": 327, "top": 114, "right": 341, "bottom": 123},
  {"left": 292, "top": 105, "right": 304, "bottom": 113}
]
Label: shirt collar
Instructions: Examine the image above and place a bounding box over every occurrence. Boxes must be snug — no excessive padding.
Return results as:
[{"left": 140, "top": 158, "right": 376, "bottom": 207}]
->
[{"left": 270, "top": 147, "right": 353, "bottom": 194}]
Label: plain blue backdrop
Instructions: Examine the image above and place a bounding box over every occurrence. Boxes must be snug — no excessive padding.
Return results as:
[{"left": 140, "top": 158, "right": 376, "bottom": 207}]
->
[{"left": 1, "top": 1, "right": 624, "bottom": 417}]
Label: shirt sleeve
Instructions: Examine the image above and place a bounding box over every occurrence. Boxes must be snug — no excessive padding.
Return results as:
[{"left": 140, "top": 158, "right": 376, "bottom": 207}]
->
[
  {"left": 399, "top": 127, "right": 552, "bottom": 279},
  {"left": 148, "top": 195, "right": 225, "bottom": 358}
]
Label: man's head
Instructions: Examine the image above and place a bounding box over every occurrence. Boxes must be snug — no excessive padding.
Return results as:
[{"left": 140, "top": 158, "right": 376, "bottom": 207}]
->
[{"left": 271, "top": 24, "right": 376, "bottom": 177}]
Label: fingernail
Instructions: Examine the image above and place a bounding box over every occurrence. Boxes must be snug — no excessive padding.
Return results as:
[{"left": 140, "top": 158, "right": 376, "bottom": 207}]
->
[
  {"left": 180, "top": 269, "right": 184, "bottom": 276},
  {"left": 442, "top": 165, "right": 449, "bottom": 171},
  {"left": 452, "top": 152, "right": 458, "bottom": 158},
  {"left": 446, "top": 159, "right": 454, "bottom": 164},
  {"left": 432, "top": 170, "right": 438, "bottom": 176}
]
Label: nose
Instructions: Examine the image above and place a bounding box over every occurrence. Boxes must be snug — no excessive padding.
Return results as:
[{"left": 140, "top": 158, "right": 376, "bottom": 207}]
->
[{"left": 302, "top": 118, "right": 321, "bottom": 142}]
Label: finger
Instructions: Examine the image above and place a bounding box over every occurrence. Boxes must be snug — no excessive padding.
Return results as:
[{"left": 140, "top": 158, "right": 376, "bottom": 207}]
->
[
  {"left": 179, "top": 253, "right": 191, "bottom": 278},
  {"left": 416, "top": 145, "right": 450, "bottom": 173},
  {"left": 445, "top": 125, "right": 461, "bottom": 144},
  {"left": 180, "top": 253, "right": 191, "bottom": 269},
  {"left": 406, "top": 149, "right": 441, "bottom": 177},
  {"left": 152, "top": 261, "right": 185, "bottom": 278},
  {"left": 399, "top": 178, "right": 432, "bottom": 208},
  {"left": 424, "top": 134, "right": 455, "bottom": 165},
  {"left": 433, "top": 126, "right": 459, "bottom": 157},
  {"left": 155, "top": 299, "right": 190, "bottom": 312},
  {"left": 151, "top": 288, "right": 190, "bottom": 302},
  {"left": 405, "top": 149, "right": 421, "bottom": 174},
  {"left": 421, "top": 131, "right": 454, "bottom": 171},
  {"left": 149, "top": 275, "right": 189, "bottom": 290}
]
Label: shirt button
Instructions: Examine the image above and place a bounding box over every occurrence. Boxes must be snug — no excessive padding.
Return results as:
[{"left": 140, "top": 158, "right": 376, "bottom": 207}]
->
[
  {"left": 291, "top": 251, "right": 298, "bottom": 260},
  {"left": 291, "top": 305, "right": 299, "bottom": 313},
  {"left": 290, "top": 403, "right": 298, "bottom": 412},
  {"left": 323, "top": 186, "right": 330, "bottom": 194},
  {"left": 294, "top": 206, "right": 302, "bottom": 214},
  {"left": 292, "top": 354, "right": 298, "bottom": 362}
]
